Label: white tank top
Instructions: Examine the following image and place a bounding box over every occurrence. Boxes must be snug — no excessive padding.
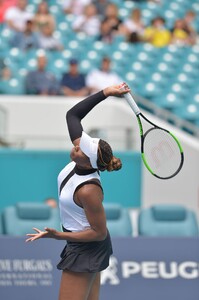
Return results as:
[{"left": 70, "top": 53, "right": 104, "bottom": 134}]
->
[{"left": 58, "top": 161, "right": 101, "bottom": 232}]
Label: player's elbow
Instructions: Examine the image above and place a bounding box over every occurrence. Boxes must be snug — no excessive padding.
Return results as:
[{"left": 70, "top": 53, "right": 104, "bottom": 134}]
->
[{"left": 96, "top": 229, "right": 107, "bottom": 241}]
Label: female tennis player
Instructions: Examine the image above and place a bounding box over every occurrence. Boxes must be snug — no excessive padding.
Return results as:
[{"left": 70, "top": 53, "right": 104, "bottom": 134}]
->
[{"left": 26, "top": 83, "right": 130, "bottom": 300}]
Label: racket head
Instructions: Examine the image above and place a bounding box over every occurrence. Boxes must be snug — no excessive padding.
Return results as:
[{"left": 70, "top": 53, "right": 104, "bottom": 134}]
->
[{"left": 141, "top": 126, "right": 184, "bottom": 180}]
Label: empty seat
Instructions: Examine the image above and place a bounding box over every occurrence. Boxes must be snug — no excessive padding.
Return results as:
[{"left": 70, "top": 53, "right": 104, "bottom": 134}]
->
[
  {"left": 152, "top": 93, "right": 183, "bottom": 110},
  {"left": 3, "top": 202, "right": 61, "bottom": 236},
  {"left": 0, "top": 213, "right": 4, "bottom": 235},
  {"left": 0, "top": 78, "right": 25, "bottom": 95},
  {"left": 104, "top": 203, "right": 132, "bottom": 237},
  {"left": 138, "top": 204, "right": 199, "bottom": 237},
  {"left": 173, "top": 104, "right": 199, "bottom": 123},
  {"left": 141, "top": 81, "right": 164, "bottom": 99}
]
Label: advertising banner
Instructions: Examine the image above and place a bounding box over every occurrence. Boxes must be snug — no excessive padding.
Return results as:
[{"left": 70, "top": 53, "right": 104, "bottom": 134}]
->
[
  {"left": 0, "top": 237, "right": 62, "bottom": 300},
  {"left": 101, "top": 237, "right": 199, "bottom": 300},
  {"left": 0, "top": 237, "right": 198, "bottom": 300}
]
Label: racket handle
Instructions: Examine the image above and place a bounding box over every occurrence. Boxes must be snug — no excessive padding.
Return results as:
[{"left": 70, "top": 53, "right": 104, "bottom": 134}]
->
[
  {"left": 123, "top": 92, "right": 140, "bottom": 115},
  {"left": 119, "top": 83, "right": 140, "bottom": 115}
]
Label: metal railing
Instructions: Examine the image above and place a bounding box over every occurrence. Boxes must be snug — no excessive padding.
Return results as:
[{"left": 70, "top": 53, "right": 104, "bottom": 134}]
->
[{"left": 134, "top": 95, "right": 199, "bottom": 138}]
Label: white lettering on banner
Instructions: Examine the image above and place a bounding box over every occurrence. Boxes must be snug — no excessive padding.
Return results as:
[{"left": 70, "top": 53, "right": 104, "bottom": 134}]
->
[
  {"left": 101, "top": 257, "right": 120, "bottom": 285},
  {"left": 122, "top": 261, "right": 159, "bottom": 279},
  {"left": 0, "top": 259, "right": 54, "bottom": 287},
  {"left": 178, "top": 262, "right": 199, "bottom": 279},
  {"left": 12, "top": 260, "right": 53, "bottom": 272},
  {"left": 101, "top": 257, "right": 199, "bottom": 285},
  {"left": 0, "top": 260, "right": 12, "bottom": 272},
  {"left": 159, "top": 262, "right": 178, "bottom": 279},
  {"left": 142, "top": 262, "right": 159, "bottom": 278},
  {"left": 122, "top": 261, "right": 199, "bottom": 280},
  {"left": 122, "top": 261, "right": 140, "bottom": 278}
]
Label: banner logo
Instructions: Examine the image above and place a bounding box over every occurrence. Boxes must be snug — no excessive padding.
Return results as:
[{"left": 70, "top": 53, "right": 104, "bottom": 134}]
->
[{"left": 101, "top": 257, "right": 199, "bottom": 285}]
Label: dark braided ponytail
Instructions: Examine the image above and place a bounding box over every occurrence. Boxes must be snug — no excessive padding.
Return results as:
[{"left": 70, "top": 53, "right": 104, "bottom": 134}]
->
[{"left": 97, "top": 139, "right": 122, "bottom": 172}]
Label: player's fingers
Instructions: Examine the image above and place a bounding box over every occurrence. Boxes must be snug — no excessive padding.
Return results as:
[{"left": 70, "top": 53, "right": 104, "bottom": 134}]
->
[
  {"left": 118, "top": 82, "right": 130, "bottom": 92},
  {"left": 121, "top": 89, "right": 130, "bottom": 94},
  {"left": 32, "top": 227, "right": 41, "bottom": 233},
  {"left": 26, "top": 233, "right": 36, "bottom": 237},
  {"left": 25, "top": 237, "right": 34, "bottom": 242}
]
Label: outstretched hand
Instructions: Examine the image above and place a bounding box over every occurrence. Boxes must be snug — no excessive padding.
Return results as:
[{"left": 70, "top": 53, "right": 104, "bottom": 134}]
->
[
  {"left": 103, "top": 82, "right": 131, "bottom": 97},
  {"left": 26, "top": 227, "right": 58, "bottom": 242}
]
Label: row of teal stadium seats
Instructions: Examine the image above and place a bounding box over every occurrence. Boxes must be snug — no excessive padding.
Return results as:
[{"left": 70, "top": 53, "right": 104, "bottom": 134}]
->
[
  {"left": 0, "top": 43, "right": 199, "bottom": 126},
  {"left": 0, "top": 0, "right": 199, "bottom": 128},
  {"left": 0, "top": 202, "right": 132, "bottom": 238},
  {"left": 139, "top": 204, "right": 199, "bottom": 236},
  {"left": 0, "top": 202, "right": 198, "bottom": 237}
]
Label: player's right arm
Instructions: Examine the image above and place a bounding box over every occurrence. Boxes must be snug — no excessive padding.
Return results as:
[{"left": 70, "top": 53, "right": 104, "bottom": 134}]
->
[{"left": 66, "top": 85, "right": 130, "bottom": 146}]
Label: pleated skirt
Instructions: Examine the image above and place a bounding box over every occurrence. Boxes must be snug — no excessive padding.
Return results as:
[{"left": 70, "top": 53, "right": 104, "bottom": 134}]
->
[{"left": 57, "top": 228, "right": 113, "bottom": 273}]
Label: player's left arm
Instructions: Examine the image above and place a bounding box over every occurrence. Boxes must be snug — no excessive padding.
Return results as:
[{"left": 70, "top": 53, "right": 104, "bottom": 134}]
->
[{"left": 26, "top": 184, "right": 107, "bottom": 242}]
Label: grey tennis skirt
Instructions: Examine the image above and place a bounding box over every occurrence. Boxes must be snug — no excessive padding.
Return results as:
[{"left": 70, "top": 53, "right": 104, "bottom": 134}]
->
[{"left": 57, "top": 228, "right": 113, "bottom": 273}]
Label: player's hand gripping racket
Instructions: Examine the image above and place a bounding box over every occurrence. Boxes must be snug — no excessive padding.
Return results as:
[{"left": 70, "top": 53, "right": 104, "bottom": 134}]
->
[{"left": 120, "top": 83, "right": 184, "bottom": 179}]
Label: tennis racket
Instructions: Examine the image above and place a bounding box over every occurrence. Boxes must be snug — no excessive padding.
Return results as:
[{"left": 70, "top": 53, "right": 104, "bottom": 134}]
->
[{"left": 120, "top": 83, "right": 184, "bottom": 179}]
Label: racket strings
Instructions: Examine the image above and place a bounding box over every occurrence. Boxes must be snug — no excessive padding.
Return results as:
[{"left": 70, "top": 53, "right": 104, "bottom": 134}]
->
[{"left": 143, "top": 129, "right": 182, "bottom": 178}]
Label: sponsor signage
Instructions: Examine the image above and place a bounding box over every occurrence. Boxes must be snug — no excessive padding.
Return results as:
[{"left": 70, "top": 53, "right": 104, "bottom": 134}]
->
[
  {"left": 0, "top": 237, "right": 198, "bottom": 300},
  {"left": 101, "top": 237, "right": 199, "bottom": 300},
  {"left": 0, "top": 237, "right": 62, "bottom": 300}
]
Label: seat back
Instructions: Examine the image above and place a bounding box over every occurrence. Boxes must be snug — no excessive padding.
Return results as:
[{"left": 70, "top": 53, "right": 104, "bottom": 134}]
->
[
  {"left": 104, "top": 203, "right": 132, "bottom": 237},
  {"left": 0, "top": 212, "right": 4, "bottom": 235},
  {"left": 138, "top": 204, "right": 199, "bottom": 237},
  {"left": 3, "top": 202, "right": 61, "bottom": 236}
]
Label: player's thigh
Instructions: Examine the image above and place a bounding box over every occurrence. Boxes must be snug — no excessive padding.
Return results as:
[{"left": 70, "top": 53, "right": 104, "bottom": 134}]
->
[
  {"left": 87, "top": 272, "right": 101, "bottom": 300},
  {"left": 58, "top": 270, "right": 96, "bottom": 300}
]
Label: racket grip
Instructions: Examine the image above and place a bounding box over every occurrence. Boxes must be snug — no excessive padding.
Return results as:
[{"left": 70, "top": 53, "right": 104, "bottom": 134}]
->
[
  {"left": 123, "top": 92, "right": 140, "bottom": 115},
  {"left": 119, "top": 83, "right": 140, "bottom": 115}
]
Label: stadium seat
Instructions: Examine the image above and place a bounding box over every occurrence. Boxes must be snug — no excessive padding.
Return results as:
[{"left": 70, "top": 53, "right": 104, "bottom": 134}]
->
[
  {"left": 104, "top": 203, "right": 132, "bottom": 237},
  {"left": 48, "top": 58, "right": 67, "bottom": 79},
  {"left": 3, "top": 202, "right": 61, "bottom": 236},
  {"left": 79, "top": 59, "right": 93, "bottom": 74},
  {"left": 125, "top": 72, "right": 145, "bottom": 94},
  {"left": 173, "top": 104, "right": 199, "bottom": 123},
  {"left": 142, "top": 81, "right": 165, "bottom": 99},
  {"left": 182, "top": 63, "right": 198, "bottom": 79},
  {"left": 8, "top": 48, "right": 24, "bottom": 64},
  {"left": 0, "top": 78, "right": 25, "bottom": 95},
  {"left": 152, "top": 93, "right": 183, "bottom": 111},
  {"left": 85, "top": 50, "right": 102, "bottom": 67},
  {"left": 138, "top": 204, "right": 199, "bottom": 237},
  {"left": 0, "top": 212, "right": 4, "bottom": 235}
]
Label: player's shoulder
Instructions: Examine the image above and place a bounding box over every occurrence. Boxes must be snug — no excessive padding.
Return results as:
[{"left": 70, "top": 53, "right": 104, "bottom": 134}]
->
[{"left": 77, "top": 180, "right": 103, "bottom": 199}]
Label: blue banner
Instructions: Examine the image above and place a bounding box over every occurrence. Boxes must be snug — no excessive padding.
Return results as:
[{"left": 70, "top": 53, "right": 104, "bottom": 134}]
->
[
  {"left": 0, "top": 237, "right": 198, "bottom": 300},
  {"left": 101, "top": 237, "right": 199, "bottom": 300},
  {"left": 0, "top": 237, "right": 62, "bottom": 300}
]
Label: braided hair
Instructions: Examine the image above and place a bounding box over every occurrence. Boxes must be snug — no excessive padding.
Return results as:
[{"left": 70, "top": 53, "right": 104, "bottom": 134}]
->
[{"left": 97, "top": 139, "right": 122, "bottom": 172}]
